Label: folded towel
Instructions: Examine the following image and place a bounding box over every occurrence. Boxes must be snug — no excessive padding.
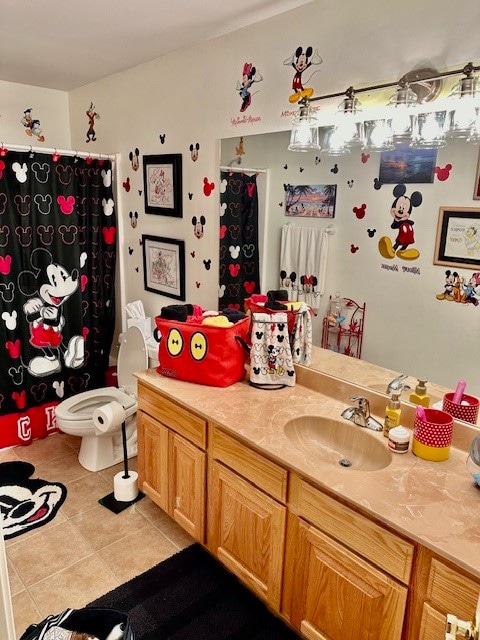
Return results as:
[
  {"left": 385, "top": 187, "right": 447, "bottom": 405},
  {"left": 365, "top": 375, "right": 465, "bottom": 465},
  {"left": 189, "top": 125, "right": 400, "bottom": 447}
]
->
[
  {"left": 264, "top": 300, "right": 288, "bottom": 311},
  {"left": 267, "top": 289, "right": 289, "bottom": 301},
  {"left": 160, "top": 304, "right": 192, "bottom": 322},
  {"left": 202, "top": 316, "right": 233, "bottom": 328}
]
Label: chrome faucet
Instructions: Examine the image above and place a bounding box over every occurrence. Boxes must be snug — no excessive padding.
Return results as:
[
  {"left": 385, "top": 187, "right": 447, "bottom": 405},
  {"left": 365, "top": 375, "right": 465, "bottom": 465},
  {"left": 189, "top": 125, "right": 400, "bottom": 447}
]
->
[
  {"left": 341, "top": 396, "right": 383, "bottom": 432},
  {"left": 386, "top": 374, "right": 411, "bottom": 395}
]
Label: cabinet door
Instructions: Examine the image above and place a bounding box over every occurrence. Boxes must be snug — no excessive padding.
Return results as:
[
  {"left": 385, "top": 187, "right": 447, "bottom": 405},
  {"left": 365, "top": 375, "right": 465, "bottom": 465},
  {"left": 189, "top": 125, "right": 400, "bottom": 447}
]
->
[
  {"left": 169, "top": 432, "right": 206, "bottom": 542},
  {"left": 208, "top": 461, "right": 286, "bottom": 609},
  {"left": 289, "top": 518, "right": 407, "bottom": 640},
  {"left": 137, "top": 411, "right": 169, "bottom": 510}
]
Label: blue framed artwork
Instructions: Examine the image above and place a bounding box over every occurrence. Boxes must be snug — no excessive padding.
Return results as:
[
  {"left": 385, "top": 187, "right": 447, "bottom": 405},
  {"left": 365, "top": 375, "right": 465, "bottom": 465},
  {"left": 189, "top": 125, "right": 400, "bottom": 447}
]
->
[{"left": 379, "top": 145, "right": 437, "bottom": 184}]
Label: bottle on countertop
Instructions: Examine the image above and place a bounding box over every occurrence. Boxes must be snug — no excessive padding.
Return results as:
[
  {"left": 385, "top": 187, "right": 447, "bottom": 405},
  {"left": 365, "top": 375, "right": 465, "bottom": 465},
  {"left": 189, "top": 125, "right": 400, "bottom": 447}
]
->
[
  {"left": 383, "top": 392, "right": 402, "bottom": 437},
  {"left": 409, "top": 377, "right": 430, "bottom": 408}
]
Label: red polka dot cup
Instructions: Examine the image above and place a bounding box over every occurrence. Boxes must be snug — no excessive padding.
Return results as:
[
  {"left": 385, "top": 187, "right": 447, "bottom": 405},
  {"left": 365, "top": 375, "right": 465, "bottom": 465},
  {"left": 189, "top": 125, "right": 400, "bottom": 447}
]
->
[
  {"left": 412, "top": 409, "right": 453, "bottom": 461},
  {"left": 443, "top": 392, "right": 479, "bottom": 425}
]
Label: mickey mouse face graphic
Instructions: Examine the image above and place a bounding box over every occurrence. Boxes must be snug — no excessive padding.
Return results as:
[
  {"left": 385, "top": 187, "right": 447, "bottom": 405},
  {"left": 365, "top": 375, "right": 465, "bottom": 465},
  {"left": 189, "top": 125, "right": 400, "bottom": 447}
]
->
[{"left": 0, "top": 461, "right": 67, "bottom": 539}]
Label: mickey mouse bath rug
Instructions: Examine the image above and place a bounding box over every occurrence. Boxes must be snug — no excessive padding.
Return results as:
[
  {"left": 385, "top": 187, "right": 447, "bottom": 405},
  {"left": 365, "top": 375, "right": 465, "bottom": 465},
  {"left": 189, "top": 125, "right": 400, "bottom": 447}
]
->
[{"left": 0, "top": 461, "right": 67, "bottom": 539}]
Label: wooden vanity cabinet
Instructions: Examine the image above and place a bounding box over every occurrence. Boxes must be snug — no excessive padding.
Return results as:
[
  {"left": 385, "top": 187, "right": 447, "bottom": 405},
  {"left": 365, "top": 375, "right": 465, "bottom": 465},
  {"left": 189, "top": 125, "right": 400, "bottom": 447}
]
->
[
  {"left": 283, "top": 475, "right": 412, "bottom": 640},
  {"left": 137, "top": 382, "right": 207, "bottom": 541},
  {"left": 407, "top": 550, "right": 480, "bottom": 640},
  {"left": 136, "top": 381, "right": 480, "bottom": 640},
  {"left": 207, "top": 427, "right": 288, "bottom": 610}
]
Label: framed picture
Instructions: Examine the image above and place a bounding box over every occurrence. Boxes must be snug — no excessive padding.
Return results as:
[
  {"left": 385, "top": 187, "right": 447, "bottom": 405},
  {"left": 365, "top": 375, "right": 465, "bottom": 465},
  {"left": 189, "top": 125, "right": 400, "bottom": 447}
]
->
[
  {"left": 379, "top": 145, "right": 437, "bottom": 184},
  {"left": 142, "top": 235, "right": 185, "bottom": 300},
  {"left": 143, "top": 154, "right": 183, "bottom": 216},
  {"left": 284, "top": 184, "right": 337, "bottom": 218},
  {"left": 434, "top": 207, "right": 480, "bottom": 269},
  {"left": 473, "top": 149, "right": 480, "bottom": 200}
]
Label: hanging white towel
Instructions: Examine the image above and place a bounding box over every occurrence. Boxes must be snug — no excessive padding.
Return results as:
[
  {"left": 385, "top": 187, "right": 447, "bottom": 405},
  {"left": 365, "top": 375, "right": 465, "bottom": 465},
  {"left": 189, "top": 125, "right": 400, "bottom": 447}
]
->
[
  {"left": 249, "top": 313, "right": 296, "bottom": 388},
  {"left": 291, "top": 303, "right": 313, "bottom": 366},
  {"left": 279, "top": 224, "right": 328, "bottom": 310}
]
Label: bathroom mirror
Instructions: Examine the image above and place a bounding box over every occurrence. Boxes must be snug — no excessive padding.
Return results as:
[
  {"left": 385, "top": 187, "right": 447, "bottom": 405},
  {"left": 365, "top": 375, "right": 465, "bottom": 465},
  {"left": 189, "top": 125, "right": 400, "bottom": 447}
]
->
[{"left": 220, "top": 129, "right": 480, "bottom": 401}]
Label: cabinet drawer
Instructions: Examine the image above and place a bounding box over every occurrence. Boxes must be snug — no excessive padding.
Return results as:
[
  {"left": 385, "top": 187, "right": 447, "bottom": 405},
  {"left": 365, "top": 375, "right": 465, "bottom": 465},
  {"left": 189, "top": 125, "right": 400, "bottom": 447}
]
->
[
  {"left": 426, "top": 558, "right": 480, "bottom": 619},
  {"left": 289, "top": 474, "right": 413, "bottom": 584},
  {"left": 138, "top": 381, "right": 206, "bottom": 449},
  {"left": 211, "top": 427, "right": 288, "bottom": 503}
]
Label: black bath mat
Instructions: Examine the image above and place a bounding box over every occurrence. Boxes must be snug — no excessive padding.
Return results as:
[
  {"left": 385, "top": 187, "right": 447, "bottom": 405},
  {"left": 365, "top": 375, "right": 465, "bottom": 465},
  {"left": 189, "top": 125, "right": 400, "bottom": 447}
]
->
[
  {"left": 89, "top": 543, "right": 300, "bottom": 639},
  {"left": 0, "top": 461, "right": 67, "bottom": 539}
]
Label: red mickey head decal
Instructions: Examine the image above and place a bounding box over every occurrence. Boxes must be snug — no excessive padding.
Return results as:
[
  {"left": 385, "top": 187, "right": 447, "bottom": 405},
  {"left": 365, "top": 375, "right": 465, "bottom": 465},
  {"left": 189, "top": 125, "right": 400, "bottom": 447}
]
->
[
  {"left": 12, "top": 390, "right": 26, "bottom": 410},
  {"left": 0, "top": 160, "right": 5, "bottom": 178},
  {"left": 86, "top": 156, "right": 94, "bottom": 165},
  {"left": 219, "top": 225, "right": 227, "bottom": 240},
  {"left": 244, "top": 281, "right": 256, "bottom": 294},
  {"left": 353, "top": 203, "right": 367, "bottom": 219},
  {"left": 82, "top": 327, "right": 89, "bottom": 341},
  {"left": 81, "top": 275, "right": 88, "bottom": 292},
  {"left": 435, "top": 164, "right": 452, "bottom": 182},
  {"left": 350, "top": 244, "right": 359, "bottom": 253},
  {"left": 203, "top": 177, "right": 215, "bottom": 196},
  {"left": 102, "top": 226, "right": 116, "bottom": 244},
  {"left": 229, "top": 263, "right": 240, "bottom": 277},
  {"left": 361, "top": 152, "right": 370, "bottom": 163},
  {"left": 57, "top": 195, "right": 75, "bottom": 214},
  {"left": 5, "top": 339, "right": 21, "bottom": 358},
  {"left": 123, "top": 177, "right": 131, "bottom": 192},
  {"left": 247, "top": 182, "right": 255, "bottom": 198},
  {"left": 0, "top": 255, "right": 12, "bottom": 274}
]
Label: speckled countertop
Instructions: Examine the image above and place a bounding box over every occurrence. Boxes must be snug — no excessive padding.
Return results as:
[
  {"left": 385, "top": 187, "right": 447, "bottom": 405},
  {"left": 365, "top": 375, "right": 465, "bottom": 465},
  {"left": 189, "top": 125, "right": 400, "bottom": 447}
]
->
[{"left": 135, "top": 348, "right": 480, "bottom": 580}]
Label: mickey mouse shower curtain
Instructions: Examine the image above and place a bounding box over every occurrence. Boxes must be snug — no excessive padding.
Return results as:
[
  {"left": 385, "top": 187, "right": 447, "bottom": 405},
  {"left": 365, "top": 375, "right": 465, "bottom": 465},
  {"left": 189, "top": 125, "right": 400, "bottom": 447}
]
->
[
  {"left": 0, "top": 151, "right": 116, "bottom": 449},
  {"left": 219, "top": 170, "right": 260, "bottom": 309}
]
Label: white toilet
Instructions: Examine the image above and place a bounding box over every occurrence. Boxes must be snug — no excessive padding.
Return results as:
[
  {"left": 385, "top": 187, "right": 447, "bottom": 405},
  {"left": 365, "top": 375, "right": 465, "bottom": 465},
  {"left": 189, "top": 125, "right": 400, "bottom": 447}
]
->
[{"left": 55, "top": 326, "right": 149, "bottom": 472}]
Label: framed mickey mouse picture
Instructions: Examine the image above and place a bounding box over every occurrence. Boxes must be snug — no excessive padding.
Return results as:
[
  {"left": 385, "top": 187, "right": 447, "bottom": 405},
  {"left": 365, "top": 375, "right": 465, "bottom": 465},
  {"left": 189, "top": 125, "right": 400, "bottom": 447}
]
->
[
  {"left": 142, "top": 235, "right": 185, "bottom": 299},
  {"left": 143, "top": 154, "right": 183, "bottom": 217},
  {"left": 434, "top": 207, "right": 480, "bottom": 269}
]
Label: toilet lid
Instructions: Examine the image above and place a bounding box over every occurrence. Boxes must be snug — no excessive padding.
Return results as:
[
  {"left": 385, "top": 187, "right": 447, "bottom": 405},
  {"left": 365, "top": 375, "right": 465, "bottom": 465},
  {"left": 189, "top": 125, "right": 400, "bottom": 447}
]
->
[{"left": 118, "top": 325, "right": 148, "bottom": 391}]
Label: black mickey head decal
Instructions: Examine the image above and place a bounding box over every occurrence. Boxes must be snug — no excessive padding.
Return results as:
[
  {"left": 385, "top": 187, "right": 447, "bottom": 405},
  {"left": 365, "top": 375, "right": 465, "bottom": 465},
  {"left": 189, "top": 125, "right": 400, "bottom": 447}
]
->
[
  {"left": 331, "top": 163, "right": 338, "bottom": 174},
  {"left": 373, "top": 178, "right": 382, "bottom": 190},
  {"left": 159, "top": 134, "right": 166, "bottom": 144},
  {"left": 367, "top": 228, "right": 376, "bottom": 238}
]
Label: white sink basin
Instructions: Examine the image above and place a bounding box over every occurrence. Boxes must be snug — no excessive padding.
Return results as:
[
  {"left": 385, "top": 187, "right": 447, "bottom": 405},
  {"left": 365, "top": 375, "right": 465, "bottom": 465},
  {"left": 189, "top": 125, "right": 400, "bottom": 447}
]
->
[{"left": 284, "top": 415, "right": 392, "bottom": 471}]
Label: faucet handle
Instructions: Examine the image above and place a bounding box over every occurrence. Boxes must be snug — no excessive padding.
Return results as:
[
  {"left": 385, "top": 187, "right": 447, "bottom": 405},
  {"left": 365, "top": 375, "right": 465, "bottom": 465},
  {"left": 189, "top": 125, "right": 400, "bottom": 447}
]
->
[{"left": 349, "top": 396, "right": 370, "bottom": 413}]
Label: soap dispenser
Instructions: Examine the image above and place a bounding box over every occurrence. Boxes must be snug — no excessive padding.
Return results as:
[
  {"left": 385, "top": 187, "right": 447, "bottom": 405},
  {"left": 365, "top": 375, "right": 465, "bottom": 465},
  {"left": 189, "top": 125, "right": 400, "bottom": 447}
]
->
[
  {"left": 409, "top": 377, "right": 430, "bottom": 408},
  {"left": 383, "top": 392, "right": 402, "bottom": 437}
]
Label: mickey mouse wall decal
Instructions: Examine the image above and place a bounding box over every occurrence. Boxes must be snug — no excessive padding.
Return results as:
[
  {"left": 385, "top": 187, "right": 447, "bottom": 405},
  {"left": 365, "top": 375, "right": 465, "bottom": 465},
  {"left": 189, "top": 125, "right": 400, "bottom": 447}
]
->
[
  {"left": 189, "top": 143, "right": 200, "bottom": 161},
  {"left": 283, "top": 46, "right": 322, "bottom": 103},
  {"left": 129, "top": 148, "right": 140, "bottom": 171},
  {"left": 192, "top": 215, "right": 206, "bottom": 239},
  {"left": 378, "top": 183, "right": 423, "bottom": 260}
]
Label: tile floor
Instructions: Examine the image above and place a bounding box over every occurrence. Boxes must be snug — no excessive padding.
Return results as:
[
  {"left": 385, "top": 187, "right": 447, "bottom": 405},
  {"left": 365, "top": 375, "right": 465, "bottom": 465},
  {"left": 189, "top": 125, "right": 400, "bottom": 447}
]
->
[{"left": 1, "top": 432, "right": 194, "bottom": 639}]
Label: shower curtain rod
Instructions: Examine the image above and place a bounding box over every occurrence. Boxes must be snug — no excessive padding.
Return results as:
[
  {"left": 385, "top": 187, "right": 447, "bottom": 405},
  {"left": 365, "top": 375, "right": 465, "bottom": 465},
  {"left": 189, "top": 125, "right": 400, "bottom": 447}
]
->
[
  {"left": 220, "top": 165, "right": 267, "bottom": 174},
  {"left": 1, "top": 142, "right": 115, "bottom": 161}
]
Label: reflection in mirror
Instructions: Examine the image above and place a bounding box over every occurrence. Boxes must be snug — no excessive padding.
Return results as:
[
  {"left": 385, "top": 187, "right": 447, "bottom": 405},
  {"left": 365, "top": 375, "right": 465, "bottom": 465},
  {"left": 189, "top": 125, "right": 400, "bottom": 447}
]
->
[{"left": 220, "top": 130, "right": 480, "bottom": 398}]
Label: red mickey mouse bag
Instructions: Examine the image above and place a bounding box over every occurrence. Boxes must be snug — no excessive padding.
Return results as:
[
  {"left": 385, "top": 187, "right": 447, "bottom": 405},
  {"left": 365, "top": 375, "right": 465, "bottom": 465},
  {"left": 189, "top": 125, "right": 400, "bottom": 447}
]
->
[{"left": 154, "top": 315, "right": 250, "bottom": 387}]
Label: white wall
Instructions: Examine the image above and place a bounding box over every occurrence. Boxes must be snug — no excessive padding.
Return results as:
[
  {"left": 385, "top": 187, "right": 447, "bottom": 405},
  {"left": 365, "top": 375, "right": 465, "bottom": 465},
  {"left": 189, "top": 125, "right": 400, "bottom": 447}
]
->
[
  {"left": 0, "top": 80, "right": 71, "bottom": 148},
  {"left": 63, "top": 0, "right": 480, "bottom": 387}
]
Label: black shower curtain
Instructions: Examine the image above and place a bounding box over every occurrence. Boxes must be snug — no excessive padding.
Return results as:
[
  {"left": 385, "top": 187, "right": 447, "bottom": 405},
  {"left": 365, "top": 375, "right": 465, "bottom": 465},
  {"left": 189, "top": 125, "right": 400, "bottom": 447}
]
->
[
  {"left": 0, "top": 151, "right": 116, "bottom": 449},
  {"left": 219, "top": 170, "right": 260, "bottom": 310}
]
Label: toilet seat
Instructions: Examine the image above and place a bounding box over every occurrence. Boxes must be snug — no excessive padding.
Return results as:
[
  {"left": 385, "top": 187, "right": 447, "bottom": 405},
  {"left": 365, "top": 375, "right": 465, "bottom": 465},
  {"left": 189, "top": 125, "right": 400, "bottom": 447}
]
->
[{"left": 55, "top": 326, "right": 148, "bottom": 432}]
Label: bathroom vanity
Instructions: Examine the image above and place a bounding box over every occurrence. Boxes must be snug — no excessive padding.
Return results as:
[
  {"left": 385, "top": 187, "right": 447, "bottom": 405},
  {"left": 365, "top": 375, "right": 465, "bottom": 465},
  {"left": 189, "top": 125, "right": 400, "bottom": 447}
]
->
[{"left": 135, "top": 352, "right": 480, "bottom": 640}]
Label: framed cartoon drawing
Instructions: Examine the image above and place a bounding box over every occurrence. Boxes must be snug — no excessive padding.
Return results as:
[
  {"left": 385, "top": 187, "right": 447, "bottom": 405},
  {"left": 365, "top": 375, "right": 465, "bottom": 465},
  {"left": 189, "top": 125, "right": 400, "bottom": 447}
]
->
[
  {"left": 142, "top": 235, "right": 185, "bottom": 300},
  {"left": 143, "top": 154, "right": 183, "bottom": 217},
  {"left": 434, "top": 207, "right": 480, "bottom": 269}
]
